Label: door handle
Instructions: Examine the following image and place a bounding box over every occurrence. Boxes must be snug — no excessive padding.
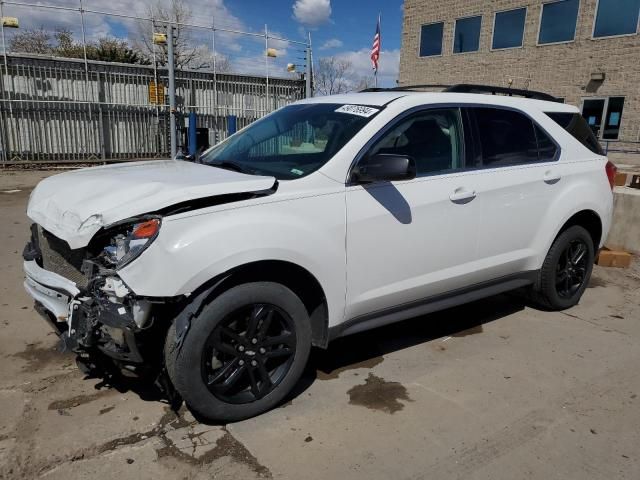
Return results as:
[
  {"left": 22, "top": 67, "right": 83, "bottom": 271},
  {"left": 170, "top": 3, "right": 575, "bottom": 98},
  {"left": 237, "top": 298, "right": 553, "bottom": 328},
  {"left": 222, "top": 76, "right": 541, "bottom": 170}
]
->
[
  {"left": 544, "top": 171, "right": 561, "bottom": 184},
  {"left": 449, "top": 188, "right": 477, "bottom": 204}
]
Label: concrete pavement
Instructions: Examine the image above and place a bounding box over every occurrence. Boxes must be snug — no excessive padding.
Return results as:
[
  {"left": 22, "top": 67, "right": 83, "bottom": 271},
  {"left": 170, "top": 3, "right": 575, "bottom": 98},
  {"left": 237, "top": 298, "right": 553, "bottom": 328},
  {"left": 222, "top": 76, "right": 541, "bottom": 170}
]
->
[{"left": 1, "top": 170, "right": 639, "bottom": 480}]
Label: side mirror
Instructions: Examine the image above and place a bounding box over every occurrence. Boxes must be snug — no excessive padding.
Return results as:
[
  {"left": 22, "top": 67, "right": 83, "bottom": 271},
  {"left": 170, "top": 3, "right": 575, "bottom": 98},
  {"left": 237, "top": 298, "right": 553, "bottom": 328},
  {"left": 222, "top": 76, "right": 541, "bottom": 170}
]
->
[{"left": 352, "top": 154, "right": 416, "bottom": 183}]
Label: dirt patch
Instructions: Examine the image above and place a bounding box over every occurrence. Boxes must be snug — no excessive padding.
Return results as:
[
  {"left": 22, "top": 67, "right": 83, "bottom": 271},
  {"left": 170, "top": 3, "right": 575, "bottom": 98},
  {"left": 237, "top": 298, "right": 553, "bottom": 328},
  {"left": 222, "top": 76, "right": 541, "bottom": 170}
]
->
[
  {"left": 12, "top": 342, "right": 72, "bottom": 371},
  {"left": 347, "top": 373, "right": 412, "bottom": 414},
  {"left": 48, "top": 389, "right": 118, "bottom": 411},
  {"left": 316, "top": 356, "right": 384, "bottom": 381},
  {"left": 452, "top": 324, "right": 484, "bottom": 337}
]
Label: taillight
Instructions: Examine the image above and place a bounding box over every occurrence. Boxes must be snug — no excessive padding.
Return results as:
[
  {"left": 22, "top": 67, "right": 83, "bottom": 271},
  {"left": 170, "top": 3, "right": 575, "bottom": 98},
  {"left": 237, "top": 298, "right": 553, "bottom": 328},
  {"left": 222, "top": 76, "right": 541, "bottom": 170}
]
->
[{"left": 605, "top": 161, "right": 617, "bottom": 190}]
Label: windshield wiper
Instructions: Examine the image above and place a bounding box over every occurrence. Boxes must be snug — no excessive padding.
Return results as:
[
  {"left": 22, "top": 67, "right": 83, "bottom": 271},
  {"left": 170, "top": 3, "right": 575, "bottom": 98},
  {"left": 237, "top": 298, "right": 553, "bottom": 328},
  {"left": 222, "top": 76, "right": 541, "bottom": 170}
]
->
[{"left": 209, "top": 161, "right": 252, "bottom": 175}]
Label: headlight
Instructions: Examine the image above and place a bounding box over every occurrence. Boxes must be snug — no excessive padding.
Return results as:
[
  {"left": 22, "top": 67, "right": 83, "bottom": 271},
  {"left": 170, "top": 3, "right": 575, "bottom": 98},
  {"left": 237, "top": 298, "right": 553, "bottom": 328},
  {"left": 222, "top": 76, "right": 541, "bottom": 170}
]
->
[{"left": 102, "top": 218, "right": 161, "bottom": 268}]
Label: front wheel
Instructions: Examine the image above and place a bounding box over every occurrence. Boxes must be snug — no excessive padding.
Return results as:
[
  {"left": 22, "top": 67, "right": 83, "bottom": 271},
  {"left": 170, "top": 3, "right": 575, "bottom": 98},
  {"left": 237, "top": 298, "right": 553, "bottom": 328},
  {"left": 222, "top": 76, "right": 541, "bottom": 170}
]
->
[
  {"left": 532, "top": 225, "right": 595, "bottom": 310},
  {"left": 165, "top": 282, "right": 311, "bottom": 422}
]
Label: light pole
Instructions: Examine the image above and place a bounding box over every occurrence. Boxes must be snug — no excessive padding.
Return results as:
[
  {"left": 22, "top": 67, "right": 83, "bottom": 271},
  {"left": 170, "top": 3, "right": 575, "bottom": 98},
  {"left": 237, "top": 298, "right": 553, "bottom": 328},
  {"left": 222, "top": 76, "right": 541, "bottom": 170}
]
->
[{"left": 167, "top": 25, "right": 176, "bottom": 158}]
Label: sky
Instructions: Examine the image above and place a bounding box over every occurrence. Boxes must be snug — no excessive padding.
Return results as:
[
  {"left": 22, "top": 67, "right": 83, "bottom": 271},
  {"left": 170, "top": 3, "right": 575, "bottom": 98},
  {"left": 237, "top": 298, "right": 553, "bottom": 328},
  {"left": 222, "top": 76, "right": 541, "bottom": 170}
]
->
[{"left": 2, "top": 0, "right": 404, "bottom": 87}]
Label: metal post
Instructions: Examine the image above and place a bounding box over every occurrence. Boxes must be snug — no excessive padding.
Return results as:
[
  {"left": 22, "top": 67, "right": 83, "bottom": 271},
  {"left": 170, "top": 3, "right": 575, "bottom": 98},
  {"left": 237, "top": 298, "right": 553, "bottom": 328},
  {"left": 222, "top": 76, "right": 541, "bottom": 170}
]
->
[
  {"left": 0, "top": 0, "right": 12, "bottom": 163},
  {"left": 264, "top": 24, "right": 269, "bottom": 113},
  {"left": 151, "top": 17, "right": 161, "bottom": 154},
  {"left": 306, "top": 32, "right": 313, "bottom": 98},
  {"left": 188, "top": 110, "right": 197, "bottom": 156},
  {"left": 78, "top": 0, "right": 97, "bottom": 159},
  {"left": 305, "top": 49, "right": 312, "bottom": 98},
  {"left": 212, "top": 16, "right": 218, "bottom": 140},
  {"left": 167, "top": 23, "right": 177, "bottom": 158}
]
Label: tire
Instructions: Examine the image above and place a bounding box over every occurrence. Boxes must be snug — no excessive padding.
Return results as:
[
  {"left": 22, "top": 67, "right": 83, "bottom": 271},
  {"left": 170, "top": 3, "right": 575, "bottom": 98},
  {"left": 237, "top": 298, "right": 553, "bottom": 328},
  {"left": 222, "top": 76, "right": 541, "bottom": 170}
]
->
[
  {"left": 165, "top": 282, "right": 311, "bottom": 423},
  {"left": 531, "top": 225, "right": 595, "bottom": 310}
]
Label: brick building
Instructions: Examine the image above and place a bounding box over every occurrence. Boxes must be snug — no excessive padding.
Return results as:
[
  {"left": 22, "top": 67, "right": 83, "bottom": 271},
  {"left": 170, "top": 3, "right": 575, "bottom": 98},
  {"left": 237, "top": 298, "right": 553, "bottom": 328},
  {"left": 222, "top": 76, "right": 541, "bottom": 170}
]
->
[{"left": 399, "top": 0, "right": 640, "bottom": 145}]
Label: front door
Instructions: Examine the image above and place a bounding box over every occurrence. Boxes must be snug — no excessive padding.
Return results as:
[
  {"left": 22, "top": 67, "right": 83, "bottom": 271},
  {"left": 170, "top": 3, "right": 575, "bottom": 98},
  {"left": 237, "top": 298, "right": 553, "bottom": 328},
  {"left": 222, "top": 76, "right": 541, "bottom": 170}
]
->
[{"left": 345, "top": 107, "right": 483, "bottom": 320}]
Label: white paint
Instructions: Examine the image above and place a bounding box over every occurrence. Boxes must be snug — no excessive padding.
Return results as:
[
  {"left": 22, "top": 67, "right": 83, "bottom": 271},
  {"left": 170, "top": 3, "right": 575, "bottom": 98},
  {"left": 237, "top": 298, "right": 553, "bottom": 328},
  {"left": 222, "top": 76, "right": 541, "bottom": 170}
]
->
[{"left": 24, "top": 91, "right": 613, "bottom": 333}]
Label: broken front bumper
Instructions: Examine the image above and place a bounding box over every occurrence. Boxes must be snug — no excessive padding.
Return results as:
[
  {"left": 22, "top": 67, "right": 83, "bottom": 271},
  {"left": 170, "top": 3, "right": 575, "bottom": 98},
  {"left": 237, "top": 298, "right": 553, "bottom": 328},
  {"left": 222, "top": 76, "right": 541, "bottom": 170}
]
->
[
  {"left": 23, "top": 259, "right": 152, "bottom": 364},
  {"left": 23, "top": 259, "right": 79, "bottom": 333}
]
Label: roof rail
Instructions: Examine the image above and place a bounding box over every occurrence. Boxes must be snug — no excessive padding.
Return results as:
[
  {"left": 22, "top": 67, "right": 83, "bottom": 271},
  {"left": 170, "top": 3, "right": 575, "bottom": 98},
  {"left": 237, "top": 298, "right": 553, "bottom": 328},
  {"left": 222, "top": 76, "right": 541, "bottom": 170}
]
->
[
  {"left": 360, "top": 84, "right": 451, "bottom": 93},
  {"left": 444, "top": 84, "right": 561, "bottom": 102},
  {"left": 360, "top": 84, "right": 561, "bottom": 102}
]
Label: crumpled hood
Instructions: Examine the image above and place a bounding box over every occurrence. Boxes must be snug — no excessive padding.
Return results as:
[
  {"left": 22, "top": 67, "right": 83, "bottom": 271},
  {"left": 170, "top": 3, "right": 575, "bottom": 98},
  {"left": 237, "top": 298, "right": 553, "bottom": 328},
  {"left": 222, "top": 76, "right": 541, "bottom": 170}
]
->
[{"left": 27, "top": 160, "right": 276, "bottom": 249}]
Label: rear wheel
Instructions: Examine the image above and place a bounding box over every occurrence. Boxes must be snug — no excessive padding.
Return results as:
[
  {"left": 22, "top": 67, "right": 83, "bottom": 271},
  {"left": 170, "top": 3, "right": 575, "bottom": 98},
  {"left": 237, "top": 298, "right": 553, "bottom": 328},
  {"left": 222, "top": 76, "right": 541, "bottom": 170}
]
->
[
  {"left": 532, "top": 225, "right": 595, "bottom": 310},
  {"left": 165, "top": 282, "right": 311, "bottom": 422}
]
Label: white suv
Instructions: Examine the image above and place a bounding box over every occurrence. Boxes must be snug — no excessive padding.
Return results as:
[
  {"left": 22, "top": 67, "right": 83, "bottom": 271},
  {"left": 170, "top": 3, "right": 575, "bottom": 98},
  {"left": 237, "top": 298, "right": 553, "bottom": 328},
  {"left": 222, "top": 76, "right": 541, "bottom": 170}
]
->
[{"left": 23, "top": 85, "right": 616, "bottom": 422}]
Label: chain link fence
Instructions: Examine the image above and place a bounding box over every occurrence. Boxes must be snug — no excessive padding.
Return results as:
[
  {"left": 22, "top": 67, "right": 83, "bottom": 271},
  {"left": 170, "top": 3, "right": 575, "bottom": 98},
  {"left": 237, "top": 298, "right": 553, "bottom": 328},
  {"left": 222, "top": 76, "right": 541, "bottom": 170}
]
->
[{"left": 0, "top": 0, "right": 311, "bottom": 164}]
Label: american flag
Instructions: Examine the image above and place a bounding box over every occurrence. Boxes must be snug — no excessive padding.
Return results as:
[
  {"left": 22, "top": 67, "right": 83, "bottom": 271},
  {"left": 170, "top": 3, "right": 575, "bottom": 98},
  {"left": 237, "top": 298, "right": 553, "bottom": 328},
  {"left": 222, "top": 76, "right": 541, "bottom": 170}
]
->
[{"left": 371, "top": 15, "right": 381, "bottom": 72}]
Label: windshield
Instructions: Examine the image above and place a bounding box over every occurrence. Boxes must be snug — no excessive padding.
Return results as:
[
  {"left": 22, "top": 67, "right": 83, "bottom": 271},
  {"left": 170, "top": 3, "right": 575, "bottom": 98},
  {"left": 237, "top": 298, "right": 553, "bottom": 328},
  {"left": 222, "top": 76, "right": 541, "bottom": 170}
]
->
[{"left": 200, "top": 103, "right": 381, "bottom": 180}]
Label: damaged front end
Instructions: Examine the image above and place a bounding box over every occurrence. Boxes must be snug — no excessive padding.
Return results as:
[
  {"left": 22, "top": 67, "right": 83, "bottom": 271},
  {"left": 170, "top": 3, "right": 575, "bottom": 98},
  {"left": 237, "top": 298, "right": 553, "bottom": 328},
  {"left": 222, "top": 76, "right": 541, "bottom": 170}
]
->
[{"left": 23, "top": 218, "right": 178, "bottom": 385}]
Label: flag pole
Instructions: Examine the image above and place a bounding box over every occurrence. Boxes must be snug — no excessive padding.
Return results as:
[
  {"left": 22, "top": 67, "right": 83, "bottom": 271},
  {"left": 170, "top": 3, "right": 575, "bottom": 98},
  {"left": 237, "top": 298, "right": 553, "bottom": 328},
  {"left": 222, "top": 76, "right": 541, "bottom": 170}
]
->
[{"left": 375, "top": 12, "right": 380, "bottom": 88}]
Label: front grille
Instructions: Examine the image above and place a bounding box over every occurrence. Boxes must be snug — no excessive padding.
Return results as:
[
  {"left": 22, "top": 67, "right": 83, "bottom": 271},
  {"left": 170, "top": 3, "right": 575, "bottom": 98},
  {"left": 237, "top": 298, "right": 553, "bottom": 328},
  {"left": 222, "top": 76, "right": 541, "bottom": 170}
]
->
[{"left": 36, "top": 226, "right": 89, "bottom": 289}]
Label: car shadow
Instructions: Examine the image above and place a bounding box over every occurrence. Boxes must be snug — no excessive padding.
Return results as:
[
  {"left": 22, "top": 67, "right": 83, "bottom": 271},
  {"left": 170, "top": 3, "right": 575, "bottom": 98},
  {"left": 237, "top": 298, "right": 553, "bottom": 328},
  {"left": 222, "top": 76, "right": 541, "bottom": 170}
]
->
[
  {"left": 285, "top": 292, "right": 527, "bottom": 403},
  {"left": 85, "top": 292, "right": 527, "bottom": 423},
  {"left": 363, "top": 182, "right": 412, "bottom": 224}
]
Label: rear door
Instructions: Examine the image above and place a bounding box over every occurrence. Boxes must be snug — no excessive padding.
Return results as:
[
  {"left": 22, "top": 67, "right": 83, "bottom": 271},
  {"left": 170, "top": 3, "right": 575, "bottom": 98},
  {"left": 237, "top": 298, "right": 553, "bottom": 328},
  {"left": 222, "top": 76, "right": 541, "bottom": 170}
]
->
[{"left": 466, "top": 106, "right": 561, "bottom": 278}]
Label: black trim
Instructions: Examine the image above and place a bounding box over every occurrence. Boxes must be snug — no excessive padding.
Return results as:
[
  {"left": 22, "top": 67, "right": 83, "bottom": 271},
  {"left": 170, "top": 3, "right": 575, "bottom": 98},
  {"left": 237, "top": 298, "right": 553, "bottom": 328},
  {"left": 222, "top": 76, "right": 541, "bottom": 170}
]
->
[
  {"left": 329, "top": 271, "right": 538, "bottom": 340},
  {"left": 465, "top": 106, "right": 562, "bottom": 168},
  {"left": 346, "top": 103, "right": 562, "bottom": 185},
  {"left": 360, "top": 84, "right": 561, "bottom": 104},
  {"left": 445, "top": 84, "right": 561, "bottom": 103}
]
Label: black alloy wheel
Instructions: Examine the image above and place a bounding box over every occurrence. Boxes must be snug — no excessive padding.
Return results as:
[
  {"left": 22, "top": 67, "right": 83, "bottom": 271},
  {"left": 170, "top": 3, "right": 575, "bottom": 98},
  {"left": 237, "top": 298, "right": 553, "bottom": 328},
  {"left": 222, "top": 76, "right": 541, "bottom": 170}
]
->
[
  {"left": 165, "top": 281, "right": 312, "bottom": 422},
  {"left": 202, "top": 304, "right": 296, "bottom": 404},
  {"left": 555, "top": 239, "right": 589, "bottom": 299},
  {"left": 532, "top": 225, "right": 595, "bottom": 311}
]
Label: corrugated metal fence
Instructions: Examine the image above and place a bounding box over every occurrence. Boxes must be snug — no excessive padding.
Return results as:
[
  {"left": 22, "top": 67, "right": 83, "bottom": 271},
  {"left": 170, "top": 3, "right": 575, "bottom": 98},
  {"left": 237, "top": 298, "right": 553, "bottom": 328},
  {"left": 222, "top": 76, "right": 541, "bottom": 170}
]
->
[{"left": 0, "top": 53, "right": 305, "bottom": 163}]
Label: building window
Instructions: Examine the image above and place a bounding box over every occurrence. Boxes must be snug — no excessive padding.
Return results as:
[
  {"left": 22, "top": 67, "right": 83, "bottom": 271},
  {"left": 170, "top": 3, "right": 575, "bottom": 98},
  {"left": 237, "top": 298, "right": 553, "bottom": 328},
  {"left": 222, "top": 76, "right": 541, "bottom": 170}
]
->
[
  {"left": 539, "top": 0, "right": 580, "bottom": 44},
  {"left": 492, "top": 8, "right": 527, "bottom": 49},
  {"left": 593, "top": 0, "right": 640, "bottom": 38},
  {"left": 603, "top": 97, "right": 625, "bottom": 139},
  {"left": 453, "top": 16, "right": 482, "bottom": 53},
  {"left": 581, "top": 97, "right": 625, "bottom": 140},
  {"left": 420, "top": 22, "right": 444, "bottom": 56}
]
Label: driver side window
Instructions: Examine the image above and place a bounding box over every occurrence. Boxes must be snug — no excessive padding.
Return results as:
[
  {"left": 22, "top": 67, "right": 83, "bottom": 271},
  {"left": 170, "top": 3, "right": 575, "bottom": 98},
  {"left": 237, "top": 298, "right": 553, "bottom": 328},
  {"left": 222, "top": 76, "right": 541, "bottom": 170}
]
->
[{"left": 369, "top": 108, "right": 464, "bottom": 176}]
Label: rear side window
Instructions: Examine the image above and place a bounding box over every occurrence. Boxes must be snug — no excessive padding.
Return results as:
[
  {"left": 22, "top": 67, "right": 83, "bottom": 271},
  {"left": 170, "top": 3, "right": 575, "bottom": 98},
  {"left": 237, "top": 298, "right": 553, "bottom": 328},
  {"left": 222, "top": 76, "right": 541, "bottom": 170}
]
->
[
  {"left": 545, "top": 112, "right": 604, "bottom": 155},
  {"left": 535, "top": 125, "right": 559, "bottom": 162},
  {"left": 472, "top": 108, "right": 552, "bottom": 166}
]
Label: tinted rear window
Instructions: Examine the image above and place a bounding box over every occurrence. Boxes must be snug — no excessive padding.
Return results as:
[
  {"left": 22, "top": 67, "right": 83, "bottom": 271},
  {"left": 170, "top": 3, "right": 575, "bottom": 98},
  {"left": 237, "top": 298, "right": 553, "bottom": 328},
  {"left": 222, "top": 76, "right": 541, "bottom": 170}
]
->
[
  {"left": 473, "top": 108, "right": 542, "bottom": 166},
  {"left": 545, "top": 112, "right": 604, "bottom": 155}
]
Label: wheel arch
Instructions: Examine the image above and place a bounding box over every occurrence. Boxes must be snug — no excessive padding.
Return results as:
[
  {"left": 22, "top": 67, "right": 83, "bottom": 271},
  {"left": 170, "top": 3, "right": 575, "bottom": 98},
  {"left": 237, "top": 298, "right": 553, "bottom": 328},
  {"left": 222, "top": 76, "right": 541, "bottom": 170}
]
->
[
  {"left": 555, "top": 209, "right": 603, "bottom": 251},
  {"left": 182, "top": 260, "right": 330, "bottom": 349}
]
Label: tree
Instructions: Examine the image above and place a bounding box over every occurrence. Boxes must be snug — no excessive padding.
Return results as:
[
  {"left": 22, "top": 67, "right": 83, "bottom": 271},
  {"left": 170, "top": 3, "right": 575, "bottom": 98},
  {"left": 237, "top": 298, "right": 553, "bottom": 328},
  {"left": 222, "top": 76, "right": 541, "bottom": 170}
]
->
[
  {"left": 9, "top": 28, "right": 53, "bottom": 55},
  {"left": 134, "top": 0, "right": 199, "bottom": 69},
  {"left": 314, "top": 57, "right": 352, "bottom": 96},
  {"left": 52, "top": 29, "right": 84, "bottom": 59},
  {"left": 9, "top": 27, "right": 147, "bottom": 65},
  {"left": 91, "top": 38, "right": 150, "bottom": 65}
]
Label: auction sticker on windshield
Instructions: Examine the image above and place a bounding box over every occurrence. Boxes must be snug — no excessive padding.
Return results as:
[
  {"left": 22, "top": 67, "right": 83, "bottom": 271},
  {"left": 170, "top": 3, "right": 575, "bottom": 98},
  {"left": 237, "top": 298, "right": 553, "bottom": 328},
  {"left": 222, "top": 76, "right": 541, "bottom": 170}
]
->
[{"left": 335, "top": 105, "right": 380, "bottom": 118}]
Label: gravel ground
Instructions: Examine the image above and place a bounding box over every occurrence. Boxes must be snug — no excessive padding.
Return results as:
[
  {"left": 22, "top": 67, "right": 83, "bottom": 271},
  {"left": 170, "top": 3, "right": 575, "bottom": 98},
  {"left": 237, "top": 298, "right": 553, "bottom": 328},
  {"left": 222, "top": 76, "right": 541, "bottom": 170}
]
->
[{"left": 1, "top": 170, "right": 639, "bottom": 480}]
